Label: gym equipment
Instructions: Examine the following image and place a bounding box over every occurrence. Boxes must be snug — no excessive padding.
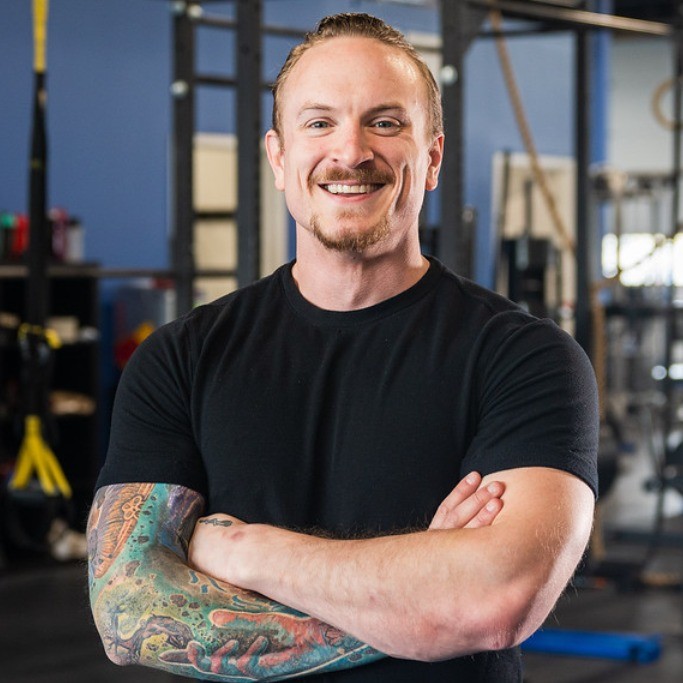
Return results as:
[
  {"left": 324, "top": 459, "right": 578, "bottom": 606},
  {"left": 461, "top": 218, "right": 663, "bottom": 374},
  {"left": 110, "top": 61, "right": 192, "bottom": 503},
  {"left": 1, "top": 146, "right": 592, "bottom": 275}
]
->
[
  {"left": 8, "top": 0, "right": 71, "bottom": 501},
  {"left": 523, "top": 628, "right": 662, "bottom": 664}
]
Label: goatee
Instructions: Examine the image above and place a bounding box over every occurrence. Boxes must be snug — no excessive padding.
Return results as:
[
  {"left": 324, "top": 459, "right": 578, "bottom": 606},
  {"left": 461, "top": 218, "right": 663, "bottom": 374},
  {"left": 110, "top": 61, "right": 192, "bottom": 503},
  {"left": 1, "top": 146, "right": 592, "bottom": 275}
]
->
[{"left": 311, "top": 213, "right": 390, "bottom": 253}]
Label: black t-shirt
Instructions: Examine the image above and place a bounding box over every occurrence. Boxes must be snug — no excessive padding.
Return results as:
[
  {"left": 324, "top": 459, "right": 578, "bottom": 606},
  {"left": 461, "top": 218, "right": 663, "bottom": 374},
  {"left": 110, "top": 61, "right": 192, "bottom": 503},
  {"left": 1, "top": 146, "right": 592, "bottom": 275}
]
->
[{"left": 98, "top": 257, "right": 599, "bottom": 681}]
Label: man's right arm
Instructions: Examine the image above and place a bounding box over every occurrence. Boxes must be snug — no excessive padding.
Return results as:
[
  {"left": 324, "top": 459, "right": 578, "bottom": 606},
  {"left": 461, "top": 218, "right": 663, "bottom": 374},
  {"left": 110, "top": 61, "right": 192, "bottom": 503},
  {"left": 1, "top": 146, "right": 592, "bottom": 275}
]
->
[
  {"left": 87, "top": 482, "right": 382, "bottom": 681},
  {"left": 87, "top": 475, "right": 503, "bottom": 681}
]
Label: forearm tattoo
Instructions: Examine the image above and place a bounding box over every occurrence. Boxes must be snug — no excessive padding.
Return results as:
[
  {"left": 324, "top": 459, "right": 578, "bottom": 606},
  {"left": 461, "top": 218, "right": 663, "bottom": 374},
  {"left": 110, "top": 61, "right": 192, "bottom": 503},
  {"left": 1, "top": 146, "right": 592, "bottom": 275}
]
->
[{"left": 87, "top": 483, "right": 381, "bottom": 680}]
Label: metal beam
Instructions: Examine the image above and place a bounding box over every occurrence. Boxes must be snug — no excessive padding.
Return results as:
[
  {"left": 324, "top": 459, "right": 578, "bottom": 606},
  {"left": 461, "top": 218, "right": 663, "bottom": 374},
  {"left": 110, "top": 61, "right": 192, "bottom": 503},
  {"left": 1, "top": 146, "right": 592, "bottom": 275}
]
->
[
  {"left": 171, "top": 2, "right": 196, "bottom": 316},
  {"left": 195, "top": 73, "right": 237, "bottom": 88},
  {"left": 194, "top": 11, "right": 305, "bottom": 40},
  {"left": 574, "top": 20, "right": 592, "bottom": 356},
  {"left": 439, "top": 0, "right": 487, "bottom": 276},
  {"left": 470, "top": 0, "right": 672, "bottom": 36},
  {"left": 438, "top": 0, "right": 465, "bottom": 274},
  {"left": 98, "top": 267, "right": 237, "bottom": 279},
  {"left": 662, "top": 3, "right": 683, "bottom": 467},
  {"left": 236, "top": 0, "right": 262, "bottom": 286}
]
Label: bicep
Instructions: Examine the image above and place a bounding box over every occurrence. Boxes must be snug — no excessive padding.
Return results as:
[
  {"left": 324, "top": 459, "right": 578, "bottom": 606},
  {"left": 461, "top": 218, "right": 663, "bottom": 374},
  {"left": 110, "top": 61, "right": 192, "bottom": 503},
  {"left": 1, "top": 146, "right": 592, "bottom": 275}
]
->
[
  {"left": 482, "top": 467, "right": 594, "bottom": 591},
  {"left": 101, "top": 330, "right": 207, "bottom": 494},
  {"left": 87, "top": 482, "right": 204, "bottom": 584}
]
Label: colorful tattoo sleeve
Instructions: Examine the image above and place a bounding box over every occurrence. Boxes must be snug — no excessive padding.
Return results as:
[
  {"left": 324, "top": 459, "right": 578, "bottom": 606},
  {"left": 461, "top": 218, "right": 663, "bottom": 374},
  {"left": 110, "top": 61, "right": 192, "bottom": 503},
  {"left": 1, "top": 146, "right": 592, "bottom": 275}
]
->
[{"left": 87, "top": 483, "right": 382, "bottom": 681}]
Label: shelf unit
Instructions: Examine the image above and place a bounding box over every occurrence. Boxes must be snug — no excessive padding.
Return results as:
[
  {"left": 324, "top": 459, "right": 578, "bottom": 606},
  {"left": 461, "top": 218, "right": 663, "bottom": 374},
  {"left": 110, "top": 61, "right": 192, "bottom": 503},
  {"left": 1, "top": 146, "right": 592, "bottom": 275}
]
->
[{"left": 0, "top": 263, "right": 100, "bottom": 530}]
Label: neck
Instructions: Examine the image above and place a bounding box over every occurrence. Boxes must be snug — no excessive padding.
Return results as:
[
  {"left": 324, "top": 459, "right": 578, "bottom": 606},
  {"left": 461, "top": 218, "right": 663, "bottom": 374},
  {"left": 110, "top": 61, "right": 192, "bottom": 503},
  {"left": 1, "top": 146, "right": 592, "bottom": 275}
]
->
[{"left": 292, "top": 229, "right": 429, "bottom": 311}]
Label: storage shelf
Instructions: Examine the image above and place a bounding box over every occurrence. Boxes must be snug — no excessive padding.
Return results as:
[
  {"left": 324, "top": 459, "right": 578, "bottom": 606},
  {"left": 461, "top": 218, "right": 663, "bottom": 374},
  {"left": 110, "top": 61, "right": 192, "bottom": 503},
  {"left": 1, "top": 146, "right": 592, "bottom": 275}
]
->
[{"left": 0, "top": 268, "right": 101, "bottom": 531}]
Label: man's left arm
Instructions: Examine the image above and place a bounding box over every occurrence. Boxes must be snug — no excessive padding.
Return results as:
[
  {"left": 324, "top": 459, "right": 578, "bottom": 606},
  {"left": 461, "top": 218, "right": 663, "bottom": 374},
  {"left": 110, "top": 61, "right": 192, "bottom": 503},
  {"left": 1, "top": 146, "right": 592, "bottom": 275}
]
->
[{"left": 190, "top": 466, "right": 594, "bottom": 662}]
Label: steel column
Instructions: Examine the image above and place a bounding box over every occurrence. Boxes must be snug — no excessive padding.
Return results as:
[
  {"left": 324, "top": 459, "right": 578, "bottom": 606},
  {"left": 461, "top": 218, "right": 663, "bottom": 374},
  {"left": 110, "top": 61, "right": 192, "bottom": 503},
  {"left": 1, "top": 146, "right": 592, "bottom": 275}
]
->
[
  {"left": 574, "top": 24, "right": 592, "bottom": 355},
  {"left": 171, "top": 1, "right": 196, "bottom": 315},
  {"left": 439, "top": 1, "right": 488, "bottom": 277},
  {"left": 236, "top": 0, "right": 262, "bottom": 286},
  {"left": 439, "top": 0, "right": 467, "bottom": 275},
  {"left": 662, "top": 2, "right": 683, "bottom": 463}
]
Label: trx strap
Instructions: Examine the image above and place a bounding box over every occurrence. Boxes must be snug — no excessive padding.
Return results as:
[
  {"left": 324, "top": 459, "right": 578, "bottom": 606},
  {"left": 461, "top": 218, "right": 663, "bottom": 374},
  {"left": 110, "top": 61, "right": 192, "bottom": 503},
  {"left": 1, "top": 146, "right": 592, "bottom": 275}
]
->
[{"left": 8, "top": 324, "right": 72, "bottom": 498}]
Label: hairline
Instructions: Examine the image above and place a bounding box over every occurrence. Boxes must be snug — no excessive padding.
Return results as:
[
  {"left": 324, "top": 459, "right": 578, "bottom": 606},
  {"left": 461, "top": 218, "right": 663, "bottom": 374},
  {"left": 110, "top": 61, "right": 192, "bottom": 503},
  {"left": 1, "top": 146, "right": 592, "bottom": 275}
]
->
[{"left": 272, "top": 26, "right": 443, "bottom": 144}]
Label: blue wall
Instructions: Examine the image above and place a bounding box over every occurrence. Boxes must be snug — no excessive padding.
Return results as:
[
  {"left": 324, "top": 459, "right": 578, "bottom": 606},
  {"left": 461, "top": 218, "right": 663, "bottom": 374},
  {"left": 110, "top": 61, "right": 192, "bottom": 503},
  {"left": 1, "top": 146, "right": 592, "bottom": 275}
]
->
[
  {"left": 1, "top": 0, "right": 583, "bottom": 285},
  {"left": 1, "top": 0, "right": 171, "bottom": 269}
]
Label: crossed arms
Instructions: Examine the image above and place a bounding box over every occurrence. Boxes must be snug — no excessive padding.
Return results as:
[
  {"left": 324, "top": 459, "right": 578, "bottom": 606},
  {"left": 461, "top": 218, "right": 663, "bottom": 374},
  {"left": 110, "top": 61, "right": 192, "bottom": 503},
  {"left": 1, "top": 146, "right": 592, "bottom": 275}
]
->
[
  {"left": 87, "top": 468, "right": 594, "bottom": 680},
  {"left": 187, "top": 467, "right": 594, "bottom": 660}
]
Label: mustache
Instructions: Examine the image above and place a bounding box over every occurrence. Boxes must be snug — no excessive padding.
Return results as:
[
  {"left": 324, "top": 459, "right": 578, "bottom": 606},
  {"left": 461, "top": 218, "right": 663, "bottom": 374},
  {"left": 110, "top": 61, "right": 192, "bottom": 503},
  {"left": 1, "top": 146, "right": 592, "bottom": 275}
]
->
[{"left": 310, "top": 168, "right": 394, "bottom": 186}]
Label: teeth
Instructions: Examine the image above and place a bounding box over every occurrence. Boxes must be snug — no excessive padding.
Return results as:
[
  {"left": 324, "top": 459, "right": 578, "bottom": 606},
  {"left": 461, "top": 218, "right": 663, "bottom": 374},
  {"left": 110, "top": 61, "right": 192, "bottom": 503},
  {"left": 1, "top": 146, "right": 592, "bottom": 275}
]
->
[{"left": 324, "top": 184, "right": 377, "bottom": 195}]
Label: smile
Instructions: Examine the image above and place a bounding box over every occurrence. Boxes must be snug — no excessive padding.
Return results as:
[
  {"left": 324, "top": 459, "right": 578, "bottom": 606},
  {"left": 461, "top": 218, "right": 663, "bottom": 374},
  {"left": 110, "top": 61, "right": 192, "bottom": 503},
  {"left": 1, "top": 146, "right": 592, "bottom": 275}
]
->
[{"left": 321, "top": 183, "right": 383, "bottom": 195}]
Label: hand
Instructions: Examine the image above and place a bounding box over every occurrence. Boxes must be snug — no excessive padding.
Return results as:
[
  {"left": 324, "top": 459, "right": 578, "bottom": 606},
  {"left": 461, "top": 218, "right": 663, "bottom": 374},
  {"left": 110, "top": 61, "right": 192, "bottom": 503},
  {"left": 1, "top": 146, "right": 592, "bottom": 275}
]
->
[
  {"left": 187, "top": 513, "right": 246, "bottom": 583},
  {"left": 428, "top": 472, "right": 504, "bottom": 531}
]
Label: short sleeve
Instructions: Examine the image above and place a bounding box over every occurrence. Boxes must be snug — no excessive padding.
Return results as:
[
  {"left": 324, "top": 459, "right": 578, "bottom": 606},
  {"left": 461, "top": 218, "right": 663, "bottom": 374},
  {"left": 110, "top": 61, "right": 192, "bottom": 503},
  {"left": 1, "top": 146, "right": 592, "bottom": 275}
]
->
[
  {"left": 95, "top": 320, "right": 208, "bottom": 496},
  {"left": 461, "top": 316, "right": 599, "bottom": 497}
]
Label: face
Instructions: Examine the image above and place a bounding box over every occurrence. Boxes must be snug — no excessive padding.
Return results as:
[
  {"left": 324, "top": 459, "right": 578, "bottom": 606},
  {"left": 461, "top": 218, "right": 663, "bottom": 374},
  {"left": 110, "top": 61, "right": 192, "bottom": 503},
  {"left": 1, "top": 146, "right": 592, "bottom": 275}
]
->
[{"left": 266, "top": 36, "right": 444, "bottom": 256}]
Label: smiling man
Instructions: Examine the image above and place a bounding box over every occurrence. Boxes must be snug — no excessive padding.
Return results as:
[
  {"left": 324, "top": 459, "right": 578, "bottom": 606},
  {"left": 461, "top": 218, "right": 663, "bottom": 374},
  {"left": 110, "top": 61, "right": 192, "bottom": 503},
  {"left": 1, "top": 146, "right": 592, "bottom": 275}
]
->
[
  {"left": 88, "top": 13, "right": 598, "bottom": 683},
  {"left": 266, "top": 25, "right": 443, "bottom": 310}
]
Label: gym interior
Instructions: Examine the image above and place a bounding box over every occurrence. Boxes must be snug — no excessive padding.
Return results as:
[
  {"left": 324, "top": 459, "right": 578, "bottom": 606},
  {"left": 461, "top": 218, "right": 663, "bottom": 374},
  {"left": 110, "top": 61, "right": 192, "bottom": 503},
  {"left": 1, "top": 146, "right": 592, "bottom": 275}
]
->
[{"left": 1, "top": 1, "right": 682, "bottom": 681}]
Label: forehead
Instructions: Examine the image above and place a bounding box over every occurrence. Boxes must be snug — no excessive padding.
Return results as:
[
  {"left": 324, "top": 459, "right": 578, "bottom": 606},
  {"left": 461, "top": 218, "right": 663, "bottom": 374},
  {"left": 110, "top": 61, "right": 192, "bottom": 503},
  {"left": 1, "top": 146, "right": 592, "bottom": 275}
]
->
[{"left": 280, "top": 36, "right": 426, "bottom": 119}]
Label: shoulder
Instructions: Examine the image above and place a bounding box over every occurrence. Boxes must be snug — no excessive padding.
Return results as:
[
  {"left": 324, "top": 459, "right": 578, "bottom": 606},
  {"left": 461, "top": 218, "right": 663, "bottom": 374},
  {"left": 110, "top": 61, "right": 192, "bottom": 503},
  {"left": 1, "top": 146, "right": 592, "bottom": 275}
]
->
[
  {"left": 427, "top": 261, "right": 593, "bottom": 383},
  {"left": 428, "top": 258, "right": 533, "bottom": 324},
  {"left": 429, "top": 260, "right": 569, "bottom": 347},
  {"left": 137, "top": 264, "right": 291, "bottom": 358},
  {"left": 114, "top": 267, "right": 290, "bottom": 400}
]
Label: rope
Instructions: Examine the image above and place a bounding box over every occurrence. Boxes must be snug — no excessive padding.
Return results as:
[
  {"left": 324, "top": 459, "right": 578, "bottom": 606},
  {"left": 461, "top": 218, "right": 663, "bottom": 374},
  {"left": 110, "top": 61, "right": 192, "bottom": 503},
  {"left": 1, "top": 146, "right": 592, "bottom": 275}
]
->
[
  {"left": 489, "top": 10, "right": 618, "bottom": 414},
  {"left": 490, "top": 9, "right": 576, "bottom": 254}
]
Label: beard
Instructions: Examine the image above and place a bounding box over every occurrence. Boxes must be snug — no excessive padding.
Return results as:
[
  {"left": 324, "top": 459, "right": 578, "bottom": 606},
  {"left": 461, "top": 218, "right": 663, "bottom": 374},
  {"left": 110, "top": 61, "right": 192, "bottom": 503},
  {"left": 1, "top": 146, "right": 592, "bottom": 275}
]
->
[
  {"left": 310, "top": 212, "right": 390, "bottom": 253},
  {"left": 307, "top": 167, "right": 394, "bottom": 253}
]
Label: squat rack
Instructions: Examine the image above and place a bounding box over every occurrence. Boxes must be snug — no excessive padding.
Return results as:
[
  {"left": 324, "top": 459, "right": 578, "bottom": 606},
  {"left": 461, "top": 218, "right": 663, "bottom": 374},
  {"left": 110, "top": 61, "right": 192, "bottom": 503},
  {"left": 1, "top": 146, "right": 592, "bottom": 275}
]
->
[{"left": 168, "top": 0, "right": 678, "bottom": 359}]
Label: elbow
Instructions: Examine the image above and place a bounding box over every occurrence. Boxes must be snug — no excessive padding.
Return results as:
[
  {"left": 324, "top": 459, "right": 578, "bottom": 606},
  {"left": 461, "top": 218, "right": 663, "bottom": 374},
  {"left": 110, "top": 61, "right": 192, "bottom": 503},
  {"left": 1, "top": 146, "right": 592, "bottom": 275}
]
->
[
  {"left": 89, "top": 576, "right": 144, "bottom": 668},
  {"left": 403, "top": 586, "right": 543, "bottom": 662},
  {"left": 90, "top": 599, "right": 130, "bottom": 667},
  {"left": 103, "top": 645, "right": 130, "bottom": 668},
  {"left": 466, "top": 583, "right": 551, "bottom": 654}
]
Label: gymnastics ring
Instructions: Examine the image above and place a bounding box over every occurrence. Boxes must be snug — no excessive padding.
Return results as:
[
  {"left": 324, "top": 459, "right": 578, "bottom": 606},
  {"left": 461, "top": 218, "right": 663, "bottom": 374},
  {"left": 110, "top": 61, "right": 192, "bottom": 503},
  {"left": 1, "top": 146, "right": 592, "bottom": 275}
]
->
[{"left": 652, "top": 77, "right": 683, "bottom": 130}]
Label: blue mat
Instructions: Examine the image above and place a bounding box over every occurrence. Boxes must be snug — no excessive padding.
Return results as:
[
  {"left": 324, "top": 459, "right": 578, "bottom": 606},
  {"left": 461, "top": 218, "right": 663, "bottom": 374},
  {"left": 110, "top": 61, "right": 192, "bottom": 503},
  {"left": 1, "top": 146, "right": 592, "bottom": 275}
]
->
[{"left": 522, "top": 628, "right": 662, "bottom": 663}]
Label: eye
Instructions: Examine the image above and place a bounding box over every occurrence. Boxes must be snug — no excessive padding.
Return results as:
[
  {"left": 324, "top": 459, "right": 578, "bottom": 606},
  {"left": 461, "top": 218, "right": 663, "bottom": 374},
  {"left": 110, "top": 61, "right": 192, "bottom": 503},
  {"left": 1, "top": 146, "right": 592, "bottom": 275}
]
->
[
  {"left": 308, "top": 120, "right": 330, "bottom": 129},
  {"left": 371, "top": 118, "right": 402, "bottom": 134}
]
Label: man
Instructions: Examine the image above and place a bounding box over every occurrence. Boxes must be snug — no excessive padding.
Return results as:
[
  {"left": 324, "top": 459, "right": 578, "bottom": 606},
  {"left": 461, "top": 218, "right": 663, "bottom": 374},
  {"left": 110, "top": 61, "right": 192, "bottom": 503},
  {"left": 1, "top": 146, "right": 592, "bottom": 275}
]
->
[{"left": 88, "top": 13, "right": 598, "bottom": 682}]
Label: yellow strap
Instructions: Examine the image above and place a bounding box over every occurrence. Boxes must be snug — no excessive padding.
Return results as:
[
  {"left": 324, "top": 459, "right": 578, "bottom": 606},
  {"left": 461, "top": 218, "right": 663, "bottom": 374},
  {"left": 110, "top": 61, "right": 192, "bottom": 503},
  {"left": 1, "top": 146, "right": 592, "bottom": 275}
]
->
[
  {"left": 32, "top": 435, "right": 59, "bottom": 496},
  {"left": 42, "top": 444, "right": 73, "bottom": 498},
  {"left": 8, "top": 415, "right": 72, "bottom": 498},
  {"left": 9, "top": 439, "right": 34, "bottom": 489},
  {"left": 33, "top": 0, "right": 49, "bottom": 74},
  {"left": 18, "top": 322, "right": 62, "bottom": 348}
]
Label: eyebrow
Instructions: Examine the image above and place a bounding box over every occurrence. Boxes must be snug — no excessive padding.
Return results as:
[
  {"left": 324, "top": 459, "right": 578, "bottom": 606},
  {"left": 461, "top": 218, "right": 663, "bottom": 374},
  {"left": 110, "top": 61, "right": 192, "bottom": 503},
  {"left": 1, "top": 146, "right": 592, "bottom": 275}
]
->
[{"left": 296, "top": 103, "right": 409, "bottom": 119}]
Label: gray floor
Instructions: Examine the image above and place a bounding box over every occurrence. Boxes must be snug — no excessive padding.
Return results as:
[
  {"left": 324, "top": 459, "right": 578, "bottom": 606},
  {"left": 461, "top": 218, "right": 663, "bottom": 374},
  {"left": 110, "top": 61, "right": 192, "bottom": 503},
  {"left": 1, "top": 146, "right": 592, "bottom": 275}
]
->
[{"left": 0, "top": 535, "right": 681, "bottom": 682}]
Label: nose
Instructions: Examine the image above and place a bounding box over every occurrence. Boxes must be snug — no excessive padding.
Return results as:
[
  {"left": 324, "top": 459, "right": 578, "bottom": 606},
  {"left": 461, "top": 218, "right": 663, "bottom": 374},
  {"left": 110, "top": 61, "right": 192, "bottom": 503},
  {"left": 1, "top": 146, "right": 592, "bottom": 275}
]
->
[{"left": 331, "top": 124, "right": 374, "bottom": 168}]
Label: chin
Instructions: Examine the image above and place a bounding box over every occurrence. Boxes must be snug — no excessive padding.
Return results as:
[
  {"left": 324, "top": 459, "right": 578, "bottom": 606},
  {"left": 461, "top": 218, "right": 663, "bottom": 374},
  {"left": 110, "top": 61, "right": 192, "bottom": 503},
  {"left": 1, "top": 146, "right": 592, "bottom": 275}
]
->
[{"left": 311, "top": 215, "right": 390, "bottom": 253}]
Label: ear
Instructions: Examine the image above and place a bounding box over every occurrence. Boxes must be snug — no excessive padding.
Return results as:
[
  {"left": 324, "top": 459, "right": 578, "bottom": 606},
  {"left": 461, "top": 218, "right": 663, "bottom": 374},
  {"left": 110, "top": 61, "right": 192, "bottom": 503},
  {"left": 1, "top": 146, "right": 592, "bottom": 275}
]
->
[
  {"left": 425, "top": 133, "right": 444, "bottom": 191},
  {"left": 265, "top": 129, "right": 286, "bottom": 191}
]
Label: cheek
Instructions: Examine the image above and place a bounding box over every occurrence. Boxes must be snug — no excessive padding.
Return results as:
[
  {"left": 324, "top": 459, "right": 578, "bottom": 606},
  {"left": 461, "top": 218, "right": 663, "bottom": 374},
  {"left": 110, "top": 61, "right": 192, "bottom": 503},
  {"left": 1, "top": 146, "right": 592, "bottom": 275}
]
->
[
  {"left": 279, "top": 158, "right": 307, "bottom": 195},
  {"left": 287, "top": 151, "right": 319, "bottom": 189}
]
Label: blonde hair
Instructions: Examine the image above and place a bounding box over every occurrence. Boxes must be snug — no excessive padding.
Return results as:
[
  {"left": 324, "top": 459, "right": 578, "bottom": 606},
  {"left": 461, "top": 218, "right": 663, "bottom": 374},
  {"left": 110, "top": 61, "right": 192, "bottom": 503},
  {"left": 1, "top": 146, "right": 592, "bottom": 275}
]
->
[{"left": 271, "top": 13, "right": 443, "bottom": 140}]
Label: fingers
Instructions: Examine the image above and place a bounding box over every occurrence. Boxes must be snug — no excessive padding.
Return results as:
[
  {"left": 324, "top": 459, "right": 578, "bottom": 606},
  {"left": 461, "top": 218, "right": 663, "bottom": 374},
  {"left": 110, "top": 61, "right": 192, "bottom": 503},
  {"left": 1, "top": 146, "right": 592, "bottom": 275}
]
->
[
  {"left": 464, "top": 495, "right": 503, "bottom": 530},
  {"left": 429, "top": 472, "right": 504, "bottom": 531},
  {"left": 429, "top": 471, "right": 482, "bottom": 530}
]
